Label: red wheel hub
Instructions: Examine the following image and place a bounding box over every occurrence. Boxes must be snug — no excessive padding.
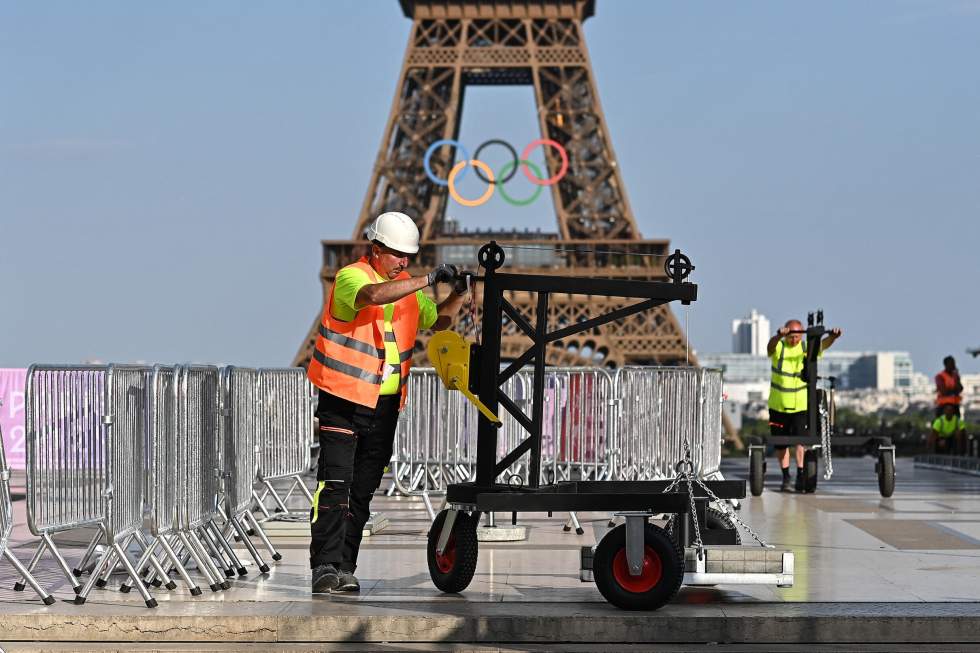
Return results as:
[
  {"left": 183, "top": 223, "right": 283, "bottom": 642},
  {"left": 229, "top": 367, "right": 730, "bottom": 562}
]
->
[
  {"left": 435, "top": 535, "right": 457, "bottom": 574},
  {"left": 612, "top": 545, "right": 663, "bottom": 593}
]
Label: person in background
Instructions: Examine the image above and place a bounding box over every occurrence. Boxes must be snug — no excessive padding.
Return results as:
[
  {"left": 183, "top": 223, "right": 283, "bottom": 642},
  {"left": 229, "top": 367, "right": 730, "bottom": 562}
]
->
[
  {"left": 929, "top": 403, "right": 967, "bottom": 455},
  {"left": 767, "top": 319, "right": 842, "bottom": 492},
  {"left": 935, "top": 355, "right": 964, "bottom": 418}
]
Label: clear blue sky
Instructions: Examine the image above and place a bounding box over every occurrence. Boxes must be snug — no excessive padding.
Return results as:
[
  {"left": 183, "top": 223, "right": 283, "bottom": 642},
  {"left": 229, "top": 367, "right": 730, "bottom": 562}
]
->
[{"left": 2, "top": 1, "right": 979, "bottom": 374}]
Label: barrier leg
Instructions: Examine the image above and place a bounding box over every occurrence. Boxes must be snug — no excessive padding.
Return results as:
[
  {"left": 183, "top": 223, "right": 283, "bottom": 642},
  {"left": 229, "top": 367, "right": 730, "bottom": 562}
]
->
[
  {"left": 252, "top": 489, "right": 272, "bottom": 519},
  {"left": 3, "top": 549, "right": 55, "bottom": 605},
  {"left": 158, "top": 534, "right": 202, "bottom": 596},
  {"left": 42, "top": 533, "right": 83, "bottom": 593},
  {"left": 110, "top": 542, "right": 157, "bottom": 608},
  {"left": 177, "top": 531, "right": 222, "bottom": 592},
  {"left": 13, "top": 540, "right": 46, "bottom": 592},
  {"left": 72, "top": 531, "right": 104, "bottom": 578},
  {"left": 564, "top": 512, "right": 585, "bottom": 535},
  {"left": 421, "top": 491, "right": 436, "bottom": 521},
  {"left": 208, "top": 521, "right": 247, "bottom": 576},
  {"left": 197, "top": 525, "right": 234, "bottom": 582},
  {"left": 133, "top": 533, "right": 175, "bottom": 591},
  {"left": 231, "top": 515, "right": 270, "bottom": 573},
  {"left": 75, "top": 546, "right": 115, "bottom": 604},
  {"left": 190, "top": 530, "right": 226, "bottom": 590},
  {"left": 293, "top": 474, "right": 315, "bottom": 502},
  {"left": 243, "top": 510, "right": 281, "bottom": 561},
  {"left": 262, "top": 479, "right": 291, "bottom": 514}
]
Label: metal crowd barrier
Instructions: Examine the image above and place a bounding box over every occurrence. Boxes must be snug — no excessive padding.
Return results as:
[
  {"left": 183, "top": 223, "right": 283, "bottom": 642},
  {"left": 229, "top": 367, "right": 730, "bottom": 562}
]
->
[
  {"left": 1, "top": 421, "right": 55, "bottom": 604},
  {"left": 390, "top": 366, "right": 725, "bottom": 509},
  {"left": 253, "top": 367, "right": 316, "bottom": 517},
  {"left": 11, "top": 363, "right": 311, "bottom": 607}
]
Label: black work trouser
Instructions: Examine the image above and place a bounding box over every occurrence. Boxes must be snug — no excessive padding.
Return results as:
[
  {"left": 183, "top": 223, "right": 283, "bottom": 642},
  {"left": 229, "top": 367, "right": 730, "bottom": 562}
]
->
[{"left": 309, "top": 391, "right": 400, "bottom": 571}]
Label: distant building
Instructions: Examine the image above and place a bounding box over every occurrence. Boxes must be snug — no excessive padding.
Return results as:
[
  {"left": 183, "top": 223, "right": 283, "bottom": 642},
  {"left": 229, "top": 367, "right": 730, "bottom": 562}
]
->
[
  {"left": 731, "top": 309, "right": 770, "bottom": 355},
  {"left": 701, "top": 350, "right": 918, "bottom": 406}
]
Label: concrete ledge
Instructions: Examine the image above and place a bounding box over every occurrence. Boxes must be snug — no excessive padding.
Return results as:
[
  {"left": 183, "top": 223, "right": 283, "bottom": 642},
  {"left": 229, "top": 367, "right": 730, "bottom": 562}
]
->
[{"left": 2, "top": 602, "right": 980, "bottom": 644}]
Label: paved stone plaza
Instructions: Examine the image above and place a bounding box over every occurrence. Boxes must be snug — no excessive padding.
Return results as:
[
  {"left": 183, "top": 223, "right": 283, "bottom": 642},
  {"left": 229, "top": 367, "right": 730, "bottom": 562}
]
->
[{"left": 2, "top": 457, "right": 980, "bottom": 650}]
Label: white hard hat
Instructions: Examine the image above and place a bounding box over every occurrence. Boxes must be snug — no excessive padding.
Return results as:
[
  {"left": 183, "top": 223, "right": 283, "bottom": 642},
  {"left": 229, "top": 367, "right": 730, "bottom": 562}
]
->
[{"left": 365, "top": 211, "right": 420, "bottom": 255}]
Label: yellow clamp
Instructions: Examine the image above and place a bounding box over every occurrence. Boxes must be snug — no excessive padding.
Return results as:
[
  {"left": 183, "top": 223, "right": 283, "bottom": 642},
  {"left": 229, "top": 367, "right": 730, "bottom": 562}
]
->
[{"left": 427, "top": 331, "right": 502, "bottom": 427}]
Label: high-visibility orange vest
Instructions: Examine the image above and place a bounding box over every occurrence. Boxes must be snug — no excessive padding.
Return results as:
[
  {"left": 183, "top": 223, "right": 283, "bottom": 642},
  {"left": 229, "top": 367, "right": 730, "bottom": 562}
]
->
[
  {"left": 936, "top": 370, "right": 962, "bottom": 407},
  {"left": 307, "top": 258, "right": 419, "bottom": 409}
]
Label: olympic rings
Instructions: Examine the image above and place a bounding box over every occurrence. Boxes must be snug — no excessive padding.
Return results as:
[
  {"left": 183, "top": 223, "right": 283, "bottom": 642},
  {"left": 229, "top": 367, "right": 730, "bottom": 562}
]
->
[
  {"left": 473, "top": 139, "right": 518, "bottom": 184},
  {"left": 497, "top": 160, "right": 544, "bottom": 207},
  {"left": 521, "top": 139, "right": 568, "bottom": 186},
  {"left": 448, "top": 160, "right": 495, "bottom": 207},
  {"left": 423, "top": 138, "right": 568, "bottom": 206}
]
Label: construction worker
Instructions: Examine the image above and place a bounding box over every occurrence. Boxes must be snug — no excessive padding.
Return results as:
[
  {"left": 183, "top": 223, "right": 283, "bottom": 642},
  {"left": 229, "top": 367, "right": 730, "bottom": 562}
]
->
[
  {"left": 929, "top": 403, "right": 967, "bottom": 455},
  {"left": 935, "top": 355, "right": 964, "bottom": 418},
  {"left": 306, "top": 211, "right": 467, "bottom": 593},
  {"left": 767, "top": 319, "right": 842, "bottom": 492}
]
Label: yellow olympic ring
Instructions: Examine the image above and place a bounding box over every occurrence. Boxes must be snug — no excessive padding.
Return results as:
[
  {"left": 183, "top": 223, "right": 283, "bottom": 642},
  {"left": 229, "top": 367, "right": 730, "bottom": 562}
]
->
[{"left": 447, "top": 160, "right": 495, "bottom": 207}]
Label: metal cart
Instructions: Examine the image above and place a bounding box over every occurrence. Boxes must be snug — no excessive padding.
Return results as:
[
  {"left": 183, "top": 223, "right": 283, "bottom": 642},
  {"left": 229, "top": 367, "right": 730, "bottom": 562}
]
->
[
  {"left": 426, "top": 242, "right": 792, "bottom": 611},
  {"left": 747, "top": 311, "right": 896, "bottom": 498}
]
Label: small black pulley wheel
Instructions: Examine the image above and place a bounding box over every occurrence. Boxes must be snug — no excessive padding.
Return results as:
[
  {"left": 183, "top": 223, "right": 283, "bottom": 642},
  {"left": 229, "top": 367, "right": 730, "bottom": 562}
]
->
[
  {"left": 477, "top": 242, "right": 506, "bottom": 271},
  {"left": 592, "top": 522, "right": 684, "bottom": 611},
  {"left": 749, "top": 448, "right": 765, "bottom": 497},
  {"left": 664, "top": 249, "right": 694, "bottom": 283},
  {"left": 427, "top": 510, "right": 479, "bottom": 594},
  {"left": 804, "top": 449, "right": 819, "bottom": 493},
  {"left": 877, "top": 450, "right": 895, "bottom": 498}
]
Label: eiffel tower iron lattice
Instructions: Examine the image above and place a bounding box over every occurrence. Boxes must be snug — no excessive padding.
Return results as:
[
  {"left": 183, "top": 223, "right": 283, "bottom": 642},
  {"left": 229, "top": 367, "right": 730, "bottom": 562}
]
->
[{"left": 294, "top": 0, "right": 713, "bottom": 387}]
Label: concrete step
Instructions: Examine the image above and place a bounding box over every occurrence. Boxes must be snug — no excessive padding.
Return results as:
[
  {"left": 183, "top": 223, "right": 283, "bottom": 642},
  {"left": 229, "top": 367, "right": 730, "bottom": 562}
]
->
[{"left": 1, "top": 601, "right": 979, "bottom": 645}]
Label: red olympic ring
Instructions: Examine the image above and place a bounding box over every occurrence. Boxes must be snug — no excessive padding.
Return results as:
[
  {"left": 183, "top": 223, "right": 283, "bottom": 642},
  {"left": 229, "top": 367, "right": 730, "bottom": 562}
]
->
[{"left": 521, "top": 139, "right": 569, "bottom": 186}]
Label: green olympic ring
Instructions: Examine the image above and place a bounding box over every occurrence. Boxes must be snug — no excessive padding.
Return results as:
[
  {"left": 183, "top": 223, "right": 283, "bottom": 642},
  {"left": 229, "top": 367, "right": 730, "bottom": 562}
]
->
[{"left": 496, "top": 159, "right": 545, "bottom": 207}]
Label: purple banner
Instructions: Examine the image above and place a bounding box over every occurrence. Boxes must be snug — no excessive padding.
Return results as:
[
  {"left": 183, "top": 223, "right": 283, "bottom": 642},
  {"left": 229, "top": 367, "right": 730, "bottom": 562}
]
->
[{"left": 0, "top": 369, "right": 27, "bottom": 470}]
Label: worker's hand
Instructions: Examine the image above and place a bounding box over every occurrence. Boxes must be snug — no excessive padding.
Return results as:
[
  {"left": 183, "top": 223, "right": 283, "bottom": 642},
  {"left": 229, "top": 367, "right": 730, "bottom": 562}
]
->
[
  {"left": 777, "top": 326, "right": 791, "bottom": 337},
  {"left": 427, "top": 263, "right": 458, "bottom": 287},
  {"left": 452, "top": 273, "right": 470, "bottom": 295},
  {"left": 829, "top": 328, "right": 843, "bottom": 339}
]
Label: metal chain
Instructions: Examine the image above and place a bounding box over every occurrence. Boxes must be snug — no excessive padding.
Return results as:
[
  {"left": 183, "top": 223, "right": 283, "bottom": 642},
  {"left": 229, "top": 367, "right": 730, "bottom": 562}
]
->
[
  {"left": 665, "top": 439, "right": 772, "bottom": 549},
  {"left": 820, "top": 396, "right": 834, "bottom": 480}
]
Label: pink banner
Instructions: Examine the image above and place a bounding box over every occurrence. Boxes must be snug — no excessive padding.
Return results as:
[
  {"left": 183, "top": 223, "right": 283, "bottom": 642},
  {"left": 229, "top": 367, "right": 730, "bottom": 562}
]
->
[{"left": 0, "top": 369, "right": 27, "bottom": 470}]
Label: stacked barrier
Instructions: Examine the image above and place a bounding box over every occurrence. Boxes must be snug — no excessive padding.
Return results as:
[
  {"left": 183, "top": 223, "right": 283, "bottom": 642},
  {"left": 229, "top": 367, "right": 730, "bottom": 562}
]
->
[
  {"left": 390, "top": 366, "right": 725, "bottom": 501},
  {"left": 253, "top": 368, "right": 316, "bottom": 517},
  {"left": 10, "top": 364, "right": 313, "bottom": 607},
  {"left": 1, "top": 422, "right": 55, "bottom": 604}
]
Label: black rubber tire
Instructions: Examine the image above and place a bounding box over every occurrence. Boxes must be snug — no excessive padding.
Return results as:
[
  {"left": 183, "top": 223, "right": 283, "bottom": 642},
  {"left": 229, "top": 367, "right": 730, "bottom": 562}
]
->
[
  {"left": 666, "top": 507, "right": 741, "bottom": 548},
  {"left": 878, "top": 451, "right": 896, "bottom": 498},
  {"left": 427, "top": 510, "right": 479, "bottom": 594},
  {"left": 804, "top": 450, "right": 819, "bottom": 493},
  {"left": 592, "top": 523, "right": 684, "bottom": 611},
  {"left": 749, "top": 448, "right": 765, "bottom": 497}
]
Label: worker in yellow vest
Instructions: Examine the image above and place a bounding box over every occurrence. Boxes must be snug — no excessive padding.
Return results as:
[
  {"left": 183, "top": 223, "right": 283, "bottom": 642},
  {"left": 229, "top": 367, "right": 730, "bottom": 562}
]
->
[
  {"left": 767, "top": 319, "right": 842, "bottom": 492},
  {"left": 929, "top": 403, "right": 967, "bottom": 455},
  {"left": 306, "top": 212, "right": 467, "bottom": 593}
]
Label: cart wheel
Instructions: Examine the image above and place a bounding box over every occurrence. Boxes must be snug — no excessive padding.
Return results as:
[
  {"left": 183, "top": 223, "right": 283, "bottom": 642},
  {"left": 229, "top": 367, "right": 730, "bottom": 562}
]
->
[
  {"left": 877, "top": 450, "right": 895, "bottom": 498},
  {"left": 749, "top": 448, "right": 765, "bottom": 497},
  {"left": 666, "top": 507, "right": 741, "bottom": 548},
  {"left": 804, "top": 449, "right": 819, "bottom": 493},
  {"left": 427, "top": 510, "right": 478, "bottom": 594},
  {"left": 592, "top": 523, "right": 683, "bottom": 611}
]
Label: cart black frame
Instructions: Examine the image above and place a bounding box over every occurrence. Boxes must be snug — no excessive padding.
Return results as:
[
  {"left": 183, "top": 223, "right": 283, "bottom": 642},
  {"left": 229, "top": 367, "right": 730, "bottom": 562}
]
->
[{"left": 428, "top": 242, "right": 745, "bottom": 610}]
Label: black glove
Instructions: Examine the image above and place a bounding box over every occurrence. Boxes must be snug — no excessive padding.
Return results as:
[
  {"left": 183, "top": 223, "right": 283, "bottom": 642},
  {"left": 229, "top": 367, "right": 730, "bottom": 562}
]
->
[
  {"left": 427, "top": 263, "right": 457, "bottom": 286},
  {"left": 452, "top": 274, "right": 470, "bottom": 295}
]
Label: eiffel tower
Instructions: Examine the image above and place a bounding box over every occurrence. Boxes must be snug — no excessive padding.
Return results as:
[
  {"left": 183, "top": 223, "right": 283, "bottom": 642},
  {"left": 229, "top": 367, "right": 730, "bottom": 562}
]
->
[{"left": 294, "top": 0, "right": 702, "bottom": 374}]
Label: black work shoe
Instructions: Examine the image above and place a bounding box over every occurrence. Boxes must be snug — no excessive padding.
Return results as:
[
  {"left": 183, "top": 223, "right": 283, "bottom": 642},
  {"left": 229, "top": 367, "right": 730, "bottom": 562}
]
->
[
  {"left": 333, "top": 571, "right": 360, "bottom": 593},
  {"left": 311, "top": 564, "right": 340, "bottom": 593},
  {"left": 795, "top": 474, "right": 805, "bottom": 493},
  {"left": 780, "top": 478, "right": 792, "bottom": 493}
]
